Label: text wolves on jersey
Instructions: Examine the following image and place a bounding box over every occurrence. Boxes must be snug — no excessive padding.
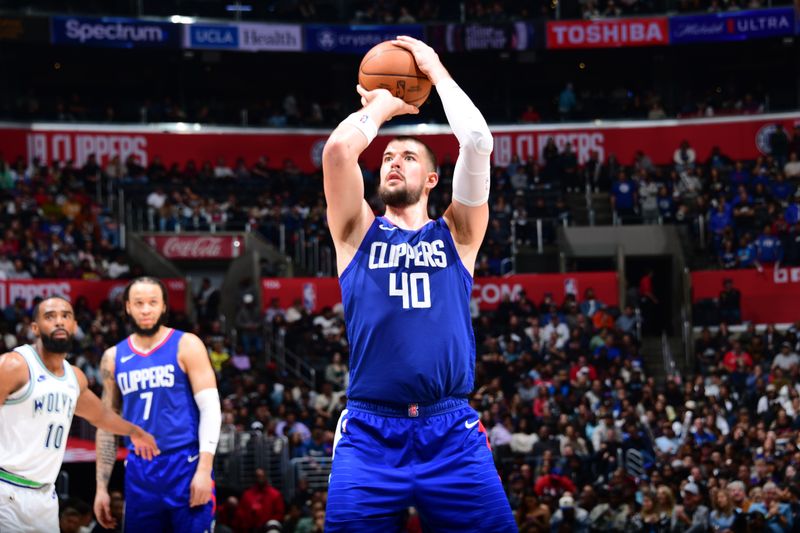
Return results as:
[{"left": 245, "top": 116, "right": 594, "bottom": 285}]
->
[
  {"left": 33, "top": 392, "right": 75, "bottom": 418},
  {"left": 117, "top": 364, "right": 175, "bottom": 395}
]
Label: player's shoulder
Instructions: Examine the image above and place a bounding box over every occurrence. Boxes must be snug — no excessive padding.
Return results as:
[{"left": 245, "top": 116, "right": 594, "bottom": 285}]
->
[
  {"left": 0, "top": 350, "right": 28, "bottom": 369},
  {"left": 177, "top": 331, "right": 207, "bottom": 353}
]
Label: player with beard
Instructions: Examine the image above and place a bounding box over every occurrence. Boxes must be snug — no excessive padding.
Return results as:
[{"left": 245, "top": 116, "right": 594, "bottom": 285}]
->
[
  {"left": 322, "top": 36, "right": 516, "bottom": 531},
  {"left": 0, "top": 296, "right": 158, "bottom": 533},
  {"left": 94, "top": 277, "right": 221, "bottom": 533}
]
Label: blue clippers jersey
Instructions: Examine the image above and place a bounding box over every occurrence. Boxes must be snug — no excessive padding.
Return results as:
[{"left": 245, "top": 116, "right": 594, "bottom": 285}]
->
[
  {"left": 339, "top": 216, "right": 475, "bottom": 404},
  {"left": 114, "top": 329, "right": 199, "bottom": 452}
]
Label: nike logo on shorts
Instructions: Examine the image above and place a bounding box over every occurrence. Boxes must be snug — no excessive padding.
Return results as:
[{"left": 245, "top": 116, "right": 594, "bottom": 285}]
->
[
  {"left": 465, "top": 419, "right": 480, "bottom": 429},
  {"left": 187, "top": 454, "right": 199, "bottom": 463},
  {"left": 120, "top": 354, "right": 136, "bottom": 363}
]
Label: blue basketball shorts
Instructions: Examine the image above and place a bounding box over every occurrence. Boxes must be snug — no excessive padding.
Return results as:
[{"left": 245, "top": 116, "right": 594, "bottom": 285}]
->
[
  {"left": 124, "top": 446, "right": 216, "bottom": 533},
  {"left": 325, "top": 398, "right": 518, "bottom": 533}
]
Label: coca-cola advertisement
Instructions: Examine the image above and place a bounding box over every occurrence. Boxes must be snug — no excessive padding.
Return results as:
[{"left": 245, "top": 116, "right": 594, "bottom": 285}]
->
[
  {"left": 262, "top": 272, "right": 618, "bottom": 314},
  {"left": 144, "top": 235, "right": 245, "bottom": 260},
  {"left": 0, "top": 279, "right": 187, "bottom": 311},
  {"left": 0, "top": 113, "right": 797, "bottom": 173}
]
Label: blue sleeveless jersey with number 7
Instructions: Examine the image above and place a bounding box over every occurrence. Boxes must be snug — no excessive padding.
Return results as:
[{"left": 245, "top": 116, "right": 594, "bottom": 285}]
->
[
  {"left": 114, "top": 329, "right": 199, "bottom": 453},
  {"left": 339, "top": 216, "right": 475, "bottom": 404}
]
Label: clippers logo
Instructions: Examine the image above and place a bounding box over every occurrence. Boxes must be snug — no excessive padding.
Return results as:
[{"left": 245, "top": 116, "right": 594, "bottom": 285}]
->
[{"left": 755, "top": 124, "right": 778, "bottom": 155}]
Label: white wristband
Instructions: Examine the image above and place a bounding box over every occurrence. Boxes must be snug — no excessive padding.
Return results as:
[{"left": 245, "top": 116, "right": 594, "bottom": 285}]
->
[{"left": 343, "top": 112, "right": 378, "bottom": 144}]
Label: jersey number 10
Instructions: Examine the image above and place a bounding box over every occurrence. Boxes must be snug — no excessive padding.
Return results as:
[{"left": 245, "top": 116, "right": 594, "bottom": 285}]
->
[{"left": 389, "top": 272, "right": 431, "bottom": 309}]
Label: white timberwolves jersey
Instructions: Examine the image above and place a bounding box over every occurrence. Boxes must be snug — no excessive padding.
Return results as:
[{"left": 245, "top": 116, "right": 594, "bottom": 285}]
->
[{"left": 0, "top": 345, "right": 79, "bottom": 487}]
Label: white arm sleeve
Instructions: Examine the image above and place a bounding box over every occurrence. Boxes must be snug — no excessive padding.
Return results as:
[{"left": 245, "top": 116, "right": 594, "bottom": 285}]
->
[
  {"left": 194, "top": 388, "right": 221, "bottom": 455},
  {"left": 436, "top": 78, "right": 493, "bottom": 207}
]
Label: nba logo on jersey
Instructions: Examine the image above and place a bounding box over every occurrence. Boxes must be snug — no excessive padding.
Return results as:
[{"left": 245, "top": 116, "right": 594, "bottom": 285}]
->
[{"left": 407, "top": 404, "right": 419, "bottom": 417}]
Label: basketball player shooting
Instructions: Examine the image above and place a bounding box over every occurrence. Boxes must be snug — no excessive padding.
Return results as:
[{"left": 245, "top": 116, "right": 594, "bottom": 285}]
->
[
  {"left": 322, "top": 35, "right": 517, "bottom": 532},
  {"left": 0, "top": 296, "right": 158, "bottom": 533},
  {"left": 94, "top": 277, "right": 221, "bottom": 533}
]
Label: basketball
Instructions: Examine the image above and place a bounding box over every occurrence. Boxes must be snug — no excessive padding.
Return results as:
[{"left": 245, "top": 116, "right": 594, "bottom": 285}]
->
[{"left": 358, "top": 41, "right": 432, "bottom": 107}]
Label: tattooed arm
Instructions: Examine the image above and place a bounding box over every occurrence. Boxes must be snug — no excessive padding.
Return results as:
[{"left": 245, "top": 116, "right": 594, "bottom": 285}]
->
[{"left": 94, "top": 347, "right": 123, "bottom": 529}]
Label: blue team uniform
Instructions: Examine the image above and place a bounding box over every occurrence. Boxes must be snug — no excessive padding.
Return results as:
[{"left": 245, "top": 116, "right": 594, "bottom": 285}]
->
[
  {"left": 114, "top": 328, "right": 215, "bottom": 533},
  {"left": 326, "top": 216, "right": 516, "bottom": 532}
]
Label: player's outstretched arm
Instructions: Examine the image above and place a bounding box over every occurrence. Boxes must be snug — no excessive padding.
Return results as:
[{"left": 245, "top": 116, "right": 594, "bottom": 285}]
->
[
  {"left": 393, "top": 35, "right": 492, "bottom": 271},
  {"left": 323, "top": 84, "right": 419, "bottom": 271},
  {"left": 73, "top": 365, "right": 159, "bottom": 459},
  {"left": 0, "top": 352, "right": 29, "bottom": 405},
  {"left": 179, "top": 333, "right": 220, "bottom": 507},
  {"left": 94, "top": 347, "right": 122, "bottom": 529}
]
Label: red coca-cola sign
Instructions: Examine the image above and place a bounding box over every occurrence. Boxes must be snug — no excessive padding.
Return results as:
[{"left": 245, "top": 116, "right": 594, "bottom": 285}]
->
[{"left": 145, "top": 235, "right": 244, "bottom": 259}]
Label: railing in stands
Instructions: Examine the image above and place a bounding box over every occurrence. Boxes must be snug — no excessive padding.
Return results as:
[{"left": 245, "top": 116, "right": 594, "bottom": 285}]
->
[
  {"left": 661, "top": 330, "right": 679, "bottom": 381},
  {"left": 215, "top": 431, "right": 290, "bottom": 493},
  {"left": 284, "top": 457, "right": 333, "bottom": 501},
  {"left": 265, "top": 320, "right": 317, "bottom": 389},
  {"left": 511, "top": 216, "right": 570, "bottom": 254}
]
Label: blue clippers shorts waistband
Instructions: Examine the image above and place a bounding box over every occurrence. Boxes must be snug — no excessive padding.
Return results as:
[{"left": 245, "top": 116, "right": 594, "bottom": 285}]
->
[{"left": 346, "top": 396, "right": 469, "bottom": 418}]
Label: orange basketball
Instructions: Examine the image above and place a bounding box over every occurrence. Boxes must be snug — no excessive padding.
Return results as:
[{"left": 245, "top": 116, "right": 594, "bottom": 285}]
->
[{"left": 358, "top": 41, "right": 432, "bottom": 107}]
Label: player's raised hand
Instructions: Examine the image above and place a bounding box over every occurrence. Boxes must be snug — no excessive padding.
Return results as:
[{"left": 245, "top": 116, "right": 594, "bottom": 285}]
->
[
  {"left": 392, "top": 36, "right": 450, "bottom": 85},
  {"left": 189, "top": 467, "right": 214, "bottom": 507},
  {"left": 129, "top": 426, "right": 160, "bottom": 460},
  {"left": 356, "top": 84, "right": 419, "bottom": 119},
  {"left": 93, "top": 490, "right": 116, "bottom": 529}
]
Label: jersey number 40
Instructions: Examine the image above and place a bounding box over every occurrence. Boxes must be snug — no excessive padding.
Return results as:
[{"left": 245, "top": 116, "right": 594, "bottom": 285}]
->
[{"left": 389, "top": 272, "right": 431, "bottom": 309}]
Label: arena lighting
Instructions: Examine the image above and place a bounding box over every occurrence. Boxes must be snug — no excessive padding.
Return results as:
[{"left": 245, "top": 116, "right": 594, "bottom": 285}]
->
[
  {"left": 169, "top": 15, "right": 196, "bottom": 24},
  {"left": 225, "top": 4, "right": 253, "bottom": 12}
]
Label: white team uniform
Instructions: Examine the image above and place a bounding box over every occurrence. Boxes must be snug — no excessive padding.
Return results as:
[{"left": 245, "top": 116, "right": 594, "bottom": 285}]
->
[{"left": 0, "top": 345, "right": 79, "bottom": 533}]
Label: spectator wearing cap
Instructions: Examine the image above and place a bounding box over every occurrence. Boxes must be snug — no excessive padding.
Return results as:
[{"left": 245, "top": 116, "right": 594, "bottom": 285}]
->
[
  {"left": 672, "top": 482, "right": 709, "bottom": 532},
  {"left": 233, "top": 468, "right": 286, "bottom": 531},
  {"left": 549, "top": 492, "right": 589, "bottom": 533},
  {"left": 748, "top": 481, "right": 792, "bottom": 532},
  {"left": 757, "top": 384, "right": 781, "bottom": 417},
  {"left": 772, "top": 342, "right": 800, "bottom": 372},
  {"left": 542, "top": 313, "right": 570, "bottom": 350}
]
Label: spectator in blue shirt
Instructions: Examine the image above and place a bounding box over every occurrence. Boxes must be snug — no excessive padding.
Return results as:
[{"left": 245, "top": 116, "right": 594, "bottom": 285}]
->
[
  {"left": 769, "top": 172, "right": 794, "bottom": 203},
  {"left": 748, "top": 482, "right": 792, "bottom": 532},
  {"left": 729, "top": 160, "right": 751, "bottom": 190},
  {"left": 785, "top": 196, "right": 800, "bottom": 226},
  {"left": 656, "top": 186, "right": 674, "bottom": 222},
  {"left": 737, "top": 234, "right": 759, "bottom": 269},
  {"left": 718, "top": 239, "right": 738, "bottom": 269},
  {"left": 709, "top": 201, "right": 733, "bottom": 249},
  {"left": 611, "top": 171, "right": 638, "bottom": 222},
  {"left": 756, "top": 225, "right": 784, "bottom": 264}
]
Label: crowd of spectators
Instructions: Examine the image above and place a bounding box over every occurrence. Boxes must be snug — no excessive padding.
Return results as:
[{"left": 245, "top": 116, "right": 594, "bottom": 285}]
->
[
  {"left": 5, "top": 270, "right": 799, "bottom": 531},
  {"left": 0, "top": 153, "right": 132, "bottom": 281},
  {"left": 4, "top": 120, "right": 800, "bottom": 530},
  {"left": 599, "top": 123, "right": 800, "bottom": 269}
]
